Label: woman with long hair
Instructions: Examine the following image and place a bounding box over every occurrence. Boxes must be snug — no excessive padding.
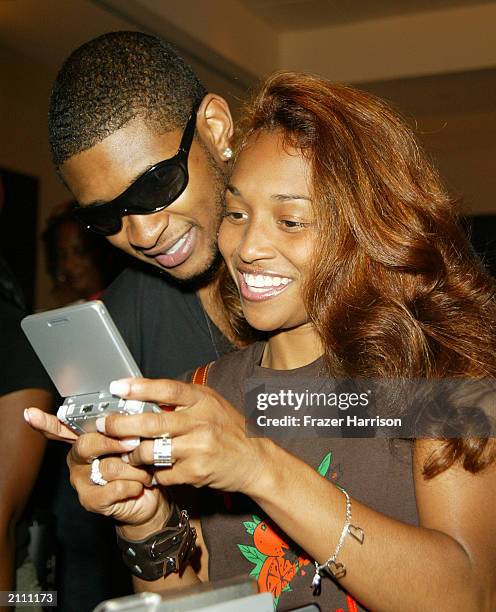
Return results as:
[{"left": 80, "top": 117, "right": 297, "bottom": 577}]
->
[{"left": 27, "top": 72, "right": 496, "bottom": 611}]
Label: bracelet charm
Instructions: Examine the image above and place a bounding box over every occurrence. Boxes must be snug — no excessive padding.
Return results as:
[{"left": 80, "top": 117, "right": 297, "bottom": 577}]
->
[{"left": 311, "top": 488, "right": 364, "bottom": 596}]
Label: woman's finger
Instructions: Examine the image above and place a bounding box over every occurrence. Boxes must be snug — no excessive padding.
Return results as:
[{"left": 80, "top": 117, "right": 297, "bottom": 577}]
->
[
  {"left": 68, "top": 454, "right": 153, "bottom": 486},
  {"left": 24, "top": 407, "right": 78, "bottom": 442},
  {"left": 76, "top": 478, "right": 145, "bottom": 514},
  {"left": 151, "top": 456, "right": 209, "bottom": 488},
  {"left": 96, "top": 409, "right": 196, "bottom": 440},
  {"left": 70, "top": 432, "right": 141, "bottom": 463},
  {"left": 109, "top": 377, "right": 206, "bottom": 408},
  {"left": 126, "top": 434, "right": 191, "bottom": 466},
  {"left": 72, "top": 477, "right": 162, "bottom": 525}
]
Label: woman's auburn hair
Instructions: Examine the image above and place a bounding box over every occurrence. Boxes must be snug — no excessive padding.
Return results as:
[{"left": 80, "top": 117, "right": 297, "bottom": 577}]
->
[{"left": 218, "top": 71, "right": 496, "bottom": 477}]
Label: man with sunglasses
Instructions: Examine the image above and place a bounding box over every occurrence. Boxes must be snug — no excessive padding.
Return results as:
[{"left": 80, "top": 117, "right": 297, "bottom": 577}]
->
[
  {"left": 50, "top": 31, "right": 237, "bottom": 381},
  {"left": 37, "top": 31, "right": 236, "bottom": 610}
]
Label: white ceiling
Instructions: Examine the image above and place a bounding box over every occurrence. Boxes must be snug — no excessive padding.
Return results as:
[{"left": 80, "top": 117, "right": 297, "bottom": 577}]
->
[{"left": 239, "top": 0, "right": 495, "bottom": 31}]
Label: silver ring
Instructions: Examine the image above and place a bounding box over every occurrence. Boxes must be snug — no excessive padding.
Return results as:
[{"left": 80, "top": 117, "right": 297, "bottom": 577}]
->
[
  {"left": 153, "top": 435, "right": 174, "bottom": 467},
  {"left": 90, "top": 458, "right": 108, "bottom": 486}
]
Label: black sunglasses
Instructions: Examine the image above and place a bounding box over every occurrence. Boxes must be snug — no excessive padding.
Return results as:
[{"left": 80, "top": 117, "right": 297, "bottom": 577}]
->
[{"left": 72, "top": 99, "right": 202, "bottom": 236}]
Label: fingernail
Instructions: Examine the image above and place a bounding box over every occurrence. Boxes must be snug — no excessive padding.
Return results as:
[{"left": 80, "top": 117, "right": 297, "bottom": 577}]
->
[
  {"left": 121, "top": 437, "right": 140, "bottom": 449},
  {"left": 121, "top": 453, "right": 129, "bottom": 463},
  {"left": 96, "top": 417, "right": 106, "bottom": 433},
  {"left": 109, "top": 379, "right": 130, "bottom": 397},
  {"left": 24, "top": 409, "right": 31, "bottom": 424}
]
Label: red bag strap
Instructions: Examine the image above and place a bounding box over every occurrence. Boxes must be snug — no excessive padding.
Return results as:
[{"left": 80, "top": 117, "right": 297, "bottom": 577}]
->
[{"left": 191, "top": 362, "right": 213, "bottom": 386}]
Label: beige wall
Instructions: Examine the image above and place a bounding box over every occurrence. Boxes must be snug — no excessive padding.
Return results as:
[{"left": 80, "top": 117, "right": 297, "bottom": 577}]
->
[
  {"left": 135, "top": 0, "right": 279, "bottom": 77},
  {"left": 0, "top": 43, "right": 70, "bottom": 310},
  {"left": 417, "top": 110, "right": 496, "bottom": 214},
  {"left": 280, "top": 3, "right": 496, "bottom": 82},
  {"left": 361, "top": 73, "right": 496, "bottom": 215}
]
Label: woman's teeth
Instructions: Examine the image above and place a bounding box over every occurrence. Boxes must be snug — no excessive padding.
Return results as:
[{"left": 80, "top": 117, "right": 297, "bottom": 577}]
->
[
  {"left": 243, "top": 273, "right": 291, "bottom": 290},
  {"left": 166, "top": 232, "right": 189, "bottom": 254}
]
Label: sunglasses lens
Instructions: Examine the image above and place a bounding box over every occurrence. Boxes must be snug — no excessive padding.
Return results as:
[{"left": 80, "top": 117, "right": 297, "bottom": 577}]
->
[
  {"left": 73, "top": 159, "right": 188, "bottom": 236},
  {"left": 125, "top": 163, "right": 187, "bottom": 213},
  {"left": 73, "top": 206, "right": 122, "bottom": 236}
]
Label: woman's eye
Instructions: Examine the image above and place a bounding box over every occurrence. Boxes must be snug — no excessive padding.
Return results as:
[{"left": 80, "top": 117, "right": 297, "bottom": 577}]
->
[
  {"left": 279, "top": 219, "right": 312, "bottom": 231},
  {"left": 223, "top": 211, "right": 248, "bottom": 223}
]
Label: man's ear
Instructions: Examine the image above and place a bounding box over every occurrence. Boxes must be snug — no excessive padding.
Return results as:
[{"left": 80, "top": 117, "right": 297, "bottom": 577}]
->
[{"left": 196, "top": 94, "right": 234, "bottom": 165}]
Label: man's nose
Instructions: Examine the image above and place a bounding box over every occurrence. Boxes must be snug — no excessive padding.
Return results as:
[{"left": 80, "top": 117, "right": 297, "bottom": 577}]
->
[{"left": 125, "top": 211, "right": 170, "bottom": 250}]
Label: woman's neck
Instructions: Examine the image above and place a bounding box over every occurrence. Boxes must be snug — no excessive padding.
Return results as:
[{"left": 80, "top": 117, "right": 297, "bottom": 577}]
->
[{"left": 261, "top": 324, "right": 323, "bottom": 370}]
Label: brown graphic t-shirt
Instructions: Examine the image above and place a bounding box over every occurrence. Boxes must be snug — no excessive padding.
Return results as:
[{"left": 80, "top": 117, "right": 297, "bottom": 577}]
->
[{"left": 190, "top": 342, "right": 418, "bottom": 611}]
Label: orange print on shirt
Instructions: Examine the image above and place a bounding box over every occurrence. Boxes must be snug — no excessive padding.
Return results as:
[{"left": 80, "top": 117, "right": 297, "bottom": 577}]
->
[{"left": 237, "top": 451, "right": 357, "bottom": 610}]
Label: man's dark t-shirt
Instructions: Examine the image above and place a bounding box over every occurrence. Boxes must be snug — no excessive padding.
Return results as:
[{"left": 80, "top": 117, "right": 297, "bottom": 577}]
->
[{"left": 103, "top": 265, "right": 232, "bottom": 378}]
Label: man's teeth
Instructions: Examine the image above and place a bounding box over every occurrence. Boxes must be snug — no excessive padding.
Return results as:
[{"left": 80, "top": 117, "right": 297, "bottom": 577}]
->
[
  {"left": 242, "top": 273, "right": 291, "bottom": 290},
  {"left": 165, "top": 231, "right": 189, "bottom": 254}
]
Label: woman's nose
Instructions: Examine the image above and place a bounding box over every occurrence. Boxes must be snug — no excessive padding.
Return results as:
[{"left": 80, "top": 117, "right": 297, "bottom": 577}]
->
[{"left": 237, "top": 220, "right": 275, "bottom": 264}]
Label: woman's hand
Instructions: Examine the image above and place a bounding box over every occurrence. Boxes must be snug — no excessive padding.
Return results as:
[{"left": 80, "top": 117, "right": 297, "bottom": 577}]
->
[
  {"left": 25, "top": 405, "right": 172, "bottom": 538},
  {"left": 24, "top": 406, "right": 78, "bottom": 442},
  {"left": 97, "top": 377, "right": 270, "bottom": 496},
  {"left": 65, "top": 431, "right": 168, "bottom": 529}
]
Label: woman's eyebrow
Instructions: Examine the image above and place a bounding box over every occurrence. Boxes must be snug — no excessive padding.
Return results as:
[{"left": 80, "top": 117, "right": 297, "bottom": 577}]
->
[
  {"left": 271, "top": 193, "right": 311, "bottom": 202},
  {"left": 226, "top": 185, "right": 311, "bottom": 203},
  {"left": 226, "top": 184, "right": 241, "bottom": 196}
]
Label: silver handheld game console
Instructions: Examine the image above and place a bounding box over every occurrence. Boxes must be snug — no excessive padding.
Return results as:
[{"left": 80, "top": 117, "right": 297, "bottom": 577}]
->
[{"left": 21, "top": 300, "right": 161, "bottom": 435}]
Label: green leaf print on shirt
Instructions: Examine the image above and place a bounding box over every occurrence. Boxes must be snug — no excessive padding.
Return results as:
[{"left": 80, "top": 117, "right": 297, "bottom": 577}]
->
[{"left": 237, "top": 451, "right": 342, "bottom": 608}]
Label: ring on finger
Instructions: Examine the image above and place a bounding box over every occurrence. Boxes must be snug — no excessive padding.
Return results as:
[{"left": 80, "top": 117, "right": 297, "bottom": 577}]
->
[
  {"left": 153, "top": 434, "right": 174, "bottom": 467},
  {"left": 90, "top": 458, "right": 108, "bottom": 486}
]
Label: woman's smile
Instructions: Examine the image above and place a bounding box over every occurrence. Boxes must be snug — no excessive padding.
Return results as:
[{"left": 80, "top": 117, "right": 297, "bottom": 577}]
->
[{"left": 237, "top": 267, "right": 293, "bottom": 301}]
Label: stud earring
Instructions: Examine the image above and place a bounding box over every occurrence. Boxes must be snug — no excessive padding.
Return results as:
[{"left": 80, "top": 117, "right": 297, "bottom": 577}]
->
[{"left": 223, "top": 147, "right": 233, "bottom": 160}]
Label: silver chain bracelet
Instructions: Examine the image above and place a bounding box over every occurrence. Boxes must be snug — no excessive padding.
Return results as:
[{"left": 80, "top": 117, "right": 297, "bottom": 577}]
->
[{"left": 311, "top": 488, "right": 364, "bottom": 596}]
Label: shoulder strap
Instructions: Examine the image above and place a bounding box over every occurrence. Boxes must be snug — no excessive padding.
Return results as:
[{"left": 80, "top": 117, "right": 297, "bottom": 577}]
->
[{"left": 191, "top": 362, "right": 213, "bottom": 385}]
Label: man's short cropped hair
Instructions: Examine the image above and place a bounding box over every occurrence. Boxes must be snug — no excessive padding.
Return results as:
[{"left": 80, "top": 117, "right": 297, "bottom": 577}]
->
[{"left": 49, "top": 31, "right": 207, "bottom": 166}]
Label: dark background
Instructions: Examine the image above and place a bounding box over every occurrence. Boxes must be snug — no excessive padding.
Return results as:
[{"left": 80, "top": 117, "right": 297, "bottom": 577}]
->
[{"left": 0, "top": 168, "right": 39, "bottom": 310}]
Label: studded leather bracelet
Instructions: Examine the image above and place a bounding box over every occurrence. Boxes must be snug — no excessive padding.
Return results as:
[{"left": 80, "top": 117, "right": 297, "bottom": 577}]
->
[{"left": 116, "top": 499, "right": 197, "bottom": 581}]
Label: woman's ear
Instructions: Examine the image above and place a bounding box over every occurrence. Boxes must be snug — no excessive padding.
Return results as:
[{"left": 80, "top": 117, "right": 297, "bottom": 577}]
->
[{"left": 196, "top": 94, "right": 234, "bottom": 165}]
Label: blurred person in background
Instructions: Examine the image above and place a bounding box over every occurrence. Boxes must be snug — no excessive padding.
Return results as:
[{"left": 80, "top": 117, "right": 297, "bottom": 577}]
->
[
  {"left": 43, "top": 202, "right": 123, "bottom": 306},
  {"left": 0, "top": 177, "right": 53, "bottom": 610}
]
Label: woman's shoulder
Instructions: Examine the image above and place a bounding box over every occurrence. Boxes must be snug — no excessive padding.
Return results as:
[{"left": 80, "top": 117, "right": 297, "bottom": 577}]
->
[
  {"left": 188, "top": 342, "right": 265, "bottom": 408},
  {"left": 177, "top": 341, "right": 265, "bottom": 385},
  {"left": 211, "top": 342, "right": 265, "bottom": 375}
]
